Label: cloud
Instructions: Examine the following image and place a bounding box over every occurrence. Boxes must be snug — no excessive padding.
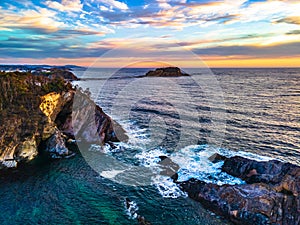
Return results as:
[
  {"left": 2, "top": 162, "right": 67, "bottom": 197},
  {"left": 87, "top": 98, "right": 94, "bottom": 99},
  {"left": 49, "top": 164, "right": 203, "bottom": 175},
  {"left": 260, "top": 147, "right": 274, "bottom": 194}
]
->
[
  {"left": 45, "top": 0, "right": 83, "bottom": 12},
  {"left": 98, "top": 0, "right": 241, "bottom": 29},
  {"left": 286, "top": 30, "right": 300, "bottom": 35},
  {"left": 0, "top": 4, "right": 110, "bottom": 37},
  {"left": 0, "top": 7, "right": 64, "bottom": 32},
  {"left": 54, "top": 28, "right": 106, "bottom": 36},
  {"left": 1, "top": 32, "right": 300, "bottom": 61},
  {"left": 1, "top": 0, "right": 300, "bottom": 63},
  {"left": 126, "top": 0, "right": 300, "bottom": 29},
  {"left": 87, "top": 0, "right": 240, "bottom": 29},
  {"left": 235, "top": 0, "right": 300, "bottom": 23},
  {"left": 100, "top": 5, "right": 113, "bottom": 11},
  {"left": 156, "top": 0, "right": 172, "bottom": 9},
  {"left": 275, "top": 16, "right": 300, "bottom": 25},
  {"left": 96, "top": 0, "right": 128, "bottom": 11},
  {"left": 0, "top": 36, "right": 110, "bottom": 58},
  {"left": 193, "top": 42, "right": 300, "bottom": 57}
]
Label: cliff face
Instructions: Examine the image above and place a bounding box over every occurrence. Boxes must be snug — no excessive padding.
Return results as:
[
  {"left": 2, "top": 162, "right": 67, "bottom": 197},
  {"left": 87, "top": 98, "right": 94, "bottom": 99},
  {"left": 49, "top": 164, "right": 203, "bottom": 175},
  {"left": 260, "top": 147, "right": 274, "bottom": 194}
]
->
[{"left": 0, "top": 71, "right": 127, "bottom": 169}]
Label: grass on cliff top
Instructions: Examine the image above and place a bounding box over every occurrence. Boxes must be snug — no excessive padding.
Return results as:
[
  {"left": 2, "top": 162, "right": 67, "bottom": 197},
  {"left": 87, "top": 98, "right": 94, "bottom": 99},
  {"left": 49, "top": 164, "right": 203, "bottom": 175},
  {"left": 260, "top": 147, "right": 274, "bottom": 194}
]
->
[
  {"left": 0, "top": 71, "right": 74, "bottom": 159},
  {"left": 0, "top": 71, "right": 72, "bottom": 109},
  {"left": 0, "top": 71, "right": 73, "bottom": 133}
]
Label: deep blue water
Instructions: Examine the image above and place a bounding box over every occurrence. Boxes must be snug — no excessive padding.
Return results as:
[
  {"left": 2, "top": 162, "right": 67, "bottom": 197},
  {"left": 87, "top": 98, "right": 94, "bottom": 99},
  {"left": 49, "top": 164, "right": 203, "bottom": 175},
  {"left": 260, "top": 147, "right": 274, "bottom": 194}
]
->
[{"left": 0, "top": 68, "right": 299, "bottom": 224}]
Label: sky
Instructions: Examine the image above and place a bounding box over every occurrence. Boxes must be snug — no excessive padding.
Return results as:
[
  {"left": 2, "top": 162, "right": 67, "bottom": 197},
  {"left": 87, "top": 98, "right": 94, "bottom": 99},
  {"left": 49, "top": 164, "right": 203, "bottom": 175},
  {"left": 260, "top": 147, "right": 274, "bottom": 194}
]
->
[{"left": 0, "top": 0, "right": 300, "bottom": 67}]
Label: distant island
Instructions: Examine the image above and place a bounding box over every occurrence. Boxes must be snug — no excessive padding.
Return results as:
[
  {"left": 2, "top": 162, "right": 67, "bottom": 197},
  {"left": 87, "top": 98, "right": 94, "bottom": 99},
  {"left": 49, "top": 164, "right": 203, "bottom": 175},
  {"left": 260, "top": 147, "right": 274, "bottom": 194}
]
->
[
  {"left": 0, "top": 64, "right": 82, "bottom": 81},
  {"left": 144, "top": 67, "right": 189, "bottom": 77}
]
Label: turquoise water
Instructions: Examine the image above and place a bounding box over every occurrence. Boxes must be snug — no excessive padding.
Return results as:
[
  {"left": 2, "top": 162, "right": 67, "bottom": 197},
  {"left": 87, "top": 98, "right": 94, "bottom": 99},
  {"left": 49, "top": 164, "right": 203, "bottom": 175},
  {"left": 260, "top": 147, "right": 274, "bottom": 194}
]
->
[
  {"left": 0, "top": 149, "right": 228, "bottom": 225},
  {"left": 1, "top": 68, "right": 299, "bottom": 224}
]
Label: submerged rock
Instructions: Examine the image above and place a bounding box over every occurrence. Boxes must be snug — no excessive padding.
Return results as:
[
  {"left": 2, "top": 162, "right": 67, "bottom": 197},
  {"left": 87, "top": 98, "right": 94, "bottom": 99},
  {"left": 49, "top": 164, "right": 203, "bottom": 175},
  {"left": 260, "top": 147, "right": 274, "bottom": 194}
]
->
[
  {"left": 177, "top": 155, "right": 300, "bottom": 225},
  {"left": 145, "top": 67, "right": 189, "bottom": 77},
  {"left": 125, "top": 198, "right": 152, "bottom": 225}
]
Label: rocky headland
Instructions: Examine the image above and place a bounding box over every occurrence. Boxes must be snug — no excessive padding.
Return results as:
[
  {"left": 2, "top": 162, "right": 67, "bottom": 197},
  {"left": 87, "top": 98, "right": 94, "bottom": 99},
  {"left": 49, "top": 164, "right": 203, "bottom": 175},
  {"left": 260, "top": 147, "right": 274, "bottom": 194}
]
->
[
  {"left": 32, "top": 68, "right": 80, "bottom": 81},
  {"left": 0, "top": 70, "right": 127, "bottom": 169},
  {"left": 144, "top": 67, "right": 189, "bottom": 77},
  {"left": 176, "top": 155, "right": 300, "bottom": 225}
]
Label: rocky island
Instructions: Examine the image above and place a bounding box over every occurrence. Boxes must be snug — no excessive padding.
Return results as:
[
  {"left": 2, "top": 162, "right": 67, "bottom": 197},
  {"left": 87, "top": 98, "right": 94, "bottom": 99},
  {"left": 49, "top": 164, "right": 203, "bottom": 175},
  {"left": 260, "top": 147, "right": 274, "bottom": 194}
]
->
[
  {"left": 144, "top": 67, "right": 189, "bottom": 77},
  {"left": 0, "top": 70, "right": 127, "bottom": 169}
]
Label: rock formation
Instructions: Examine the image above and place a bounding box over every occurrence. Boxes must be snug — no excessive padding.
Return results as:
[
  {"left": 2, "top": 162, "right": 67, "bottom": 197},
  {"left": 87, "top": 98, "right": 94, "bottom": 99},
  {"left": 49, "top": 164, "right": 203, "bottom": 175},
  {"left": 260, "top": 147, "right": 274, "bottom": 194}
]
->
[
  {"left": 32, "top": 68, "right": 80, "bottom": 81},
  {"left": 125, "top": 198, "right": 152, "bottom": 225},
  {"left": 158, "top": 155, "right": 179, "bottom": 182},
  {"left": 0, "top": 71, "right": 127, "bottom": 169},
  {"left": 145, "top": 67, "right": 189, "bottom": 77},
  {"left": 177, "top": 155, "right": 300, "bottom": 225}
]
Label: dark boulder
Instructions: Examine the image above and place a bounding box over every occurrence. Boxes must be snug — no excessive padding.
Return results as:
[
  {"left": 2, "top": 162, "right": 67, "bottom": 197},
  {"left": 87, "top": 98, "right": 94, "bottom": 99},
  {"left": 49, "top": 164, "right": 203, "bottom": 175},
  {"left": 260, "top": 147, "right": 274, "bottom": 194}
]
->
[
  {"left": 222, "top": 156, "right": 300, "bottom": 195},
  {"left": 178, "top": 155, "right": 300, "bottom": 225},
  {"left": 158, "top": 156, "right": 180, "bottom": 182},
  {"left": 179, "top": 179, "right": 273, "bottom": 225}
]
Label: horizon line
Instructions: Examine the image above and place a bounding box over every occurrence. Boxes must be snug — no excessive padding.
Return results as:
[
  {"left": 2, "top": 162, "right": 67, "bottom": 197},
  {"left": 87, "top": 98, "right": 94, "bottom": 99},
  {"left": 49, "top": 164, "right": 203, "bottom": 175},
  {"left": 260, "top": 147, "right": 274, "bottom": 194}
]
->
[{"left": 1, "top": 64, "right": 300, "bottom": 69}]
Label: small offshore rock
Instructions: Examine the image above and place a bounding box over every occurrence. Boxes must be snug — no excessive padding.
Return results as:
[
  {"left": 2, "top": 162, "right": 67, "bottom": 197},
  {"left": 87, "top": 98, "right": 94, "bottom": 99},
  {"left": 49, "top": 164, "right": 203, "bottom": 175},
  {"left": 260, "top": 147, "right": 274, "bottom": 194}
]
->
[{"left": 145, "top": 67, "right": 189, "bottom": 77}]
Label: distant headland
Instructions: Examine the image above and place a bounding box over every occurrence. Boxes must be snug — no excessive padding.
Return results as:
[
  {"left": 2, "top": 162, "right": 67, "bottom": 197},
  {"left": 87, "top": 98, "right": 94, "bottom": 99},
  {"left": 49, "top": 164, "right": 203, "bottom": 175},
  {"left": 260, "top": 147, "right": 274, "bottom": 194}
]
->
[
  {"left": 0, "top": 64, "right": 85, "bottom": 72},
  {"left": 0, "top": 64, "right": 83, "bottom": 81}
]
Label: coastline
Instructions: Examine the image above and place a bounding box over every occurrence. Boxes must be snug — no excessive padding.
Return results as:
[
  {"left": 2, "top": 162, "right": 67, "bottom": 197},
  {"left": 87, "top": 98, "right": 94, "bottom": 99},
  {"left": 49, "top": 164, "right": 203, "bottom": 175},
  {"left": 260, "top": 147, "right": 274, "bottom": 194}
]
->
[
  {"left": 0, "top": 69, "right": 127, "bottom": 169},
  {"left": 0, "top": 66, "right": 299, "bottom": 225}
]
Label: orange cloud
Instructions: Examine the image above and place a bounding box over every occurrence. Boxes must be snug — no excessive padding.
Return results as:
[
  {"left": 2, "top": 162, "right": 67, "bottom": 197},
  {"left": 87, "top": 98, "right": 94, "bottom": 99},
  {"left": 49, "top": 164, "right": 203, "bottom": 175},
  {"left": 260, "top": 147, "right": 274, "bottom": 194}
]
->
[
  {"left": 275, "top": 16, "right": 300, "bottom": 25},
  {"left": 0, "top": 7, "right": 64, "bottom": 32}
]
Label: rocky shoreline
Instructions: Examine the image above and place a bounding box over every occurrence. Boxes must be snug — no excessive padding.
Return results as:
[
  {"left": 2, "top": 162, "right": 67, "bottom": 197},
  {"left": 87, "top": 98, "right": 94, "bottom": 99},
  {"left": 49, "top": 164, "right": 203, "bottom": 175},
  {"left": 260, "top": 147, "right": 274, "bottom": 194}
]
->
[
  {"left": 175, "top": 155, "right": 300, "bottom": 225},
  {"left": 0, "top": 70, "right": 127, "bottom": 169},
  {"left": 1, "top": 68, "right": 299, "bottom": 225}
]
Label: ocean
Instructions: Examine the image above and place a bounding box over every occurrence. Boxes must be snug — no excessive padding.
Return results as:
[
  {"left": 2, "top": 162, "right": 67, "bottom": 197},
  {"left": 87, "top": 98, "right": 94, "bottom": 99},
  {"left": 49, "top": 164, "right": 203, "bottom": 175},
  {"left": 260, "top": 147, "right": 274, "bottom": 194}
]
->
[{"left": 0, "top": 68, "right": 299, "bottom": 224}]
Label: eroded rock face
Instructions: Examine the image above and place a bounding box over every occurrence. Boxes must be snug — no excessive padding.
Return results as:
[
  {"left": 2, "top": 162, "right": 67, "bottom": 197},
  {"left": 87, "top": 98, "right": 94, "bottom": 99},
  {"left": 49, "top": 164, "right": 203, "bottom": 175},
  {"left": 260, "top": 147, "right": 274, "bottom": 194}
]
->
[
  {"left": 15, "top": 136, "right": 38, "bottom": 161},
  {"left": 222, "top": 156, "right": 300, "bottom": 196},
  {"left": 0, "top": 72, "right": 127, "bottom": 169},
  {"left": 40, "top": 90, "right": 128, "bottom": 159},
  {"left": 55, "top": 90, "right": 128, "bottom": 144},
  {"left": 45, "top": 129, "right": 69, "bottom": 158},
  {"left": 40, "top": 92, "right": 73, "bottom": 122},
  {"left": 178, "top": 156, "right": 300, "bottom": 225},
  {"left": 145, "top": 67, "right": 189, "bottom": 77},
  {"left": 0, "top": 72, "right": 47, "bottom": 168}
]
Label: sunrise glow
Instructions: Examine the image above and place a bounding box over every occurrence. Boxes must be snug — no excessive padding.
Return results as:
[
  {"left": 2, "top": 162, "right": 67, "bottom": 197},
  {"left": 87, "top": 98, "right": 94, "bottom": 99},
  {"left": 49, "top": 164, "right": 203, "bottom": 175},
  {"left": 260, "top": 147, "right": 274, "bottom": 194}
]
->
[{"left": 0, "top": 0, "right": 300, "bottom": 67}]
